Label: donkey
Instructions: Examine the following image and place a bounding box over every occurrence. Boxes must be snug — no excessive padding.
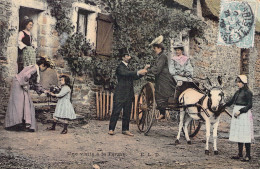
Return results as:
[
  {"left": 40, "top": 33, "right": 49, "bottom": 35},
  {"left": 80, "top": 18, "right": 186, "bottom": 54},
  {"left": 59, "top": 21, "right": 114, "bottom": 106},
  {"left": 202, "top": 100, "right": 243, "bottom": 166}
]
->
[{"left": 175, "top": 78, "right": 225, "bottom": 155}]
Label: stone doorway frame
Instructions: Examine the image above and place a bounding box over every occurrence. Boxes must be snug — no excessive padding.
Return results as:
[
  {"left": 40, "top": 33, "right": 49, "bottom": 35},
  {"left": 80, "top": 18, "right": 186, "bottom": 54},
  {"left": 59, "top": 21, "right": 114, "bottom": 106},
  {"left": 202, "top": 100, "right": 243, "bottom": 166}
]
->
[{"left": 17, "top": 6, "right": 44, "bottom": 72}]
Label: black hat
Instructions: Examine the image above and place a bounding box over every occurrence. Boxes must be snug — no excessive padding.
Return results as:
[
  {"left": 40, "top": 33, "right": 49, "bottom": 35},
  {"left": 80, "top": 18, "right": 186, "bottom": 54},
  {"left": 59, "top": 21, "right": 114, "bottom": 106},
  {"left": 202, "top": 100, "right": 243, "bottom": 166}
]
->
[
  {"left": 118, "top": 48, "right": 130, "bottom": 56},
  {"left": 152, "top": 43, "right": 165, "bottom": 50}
]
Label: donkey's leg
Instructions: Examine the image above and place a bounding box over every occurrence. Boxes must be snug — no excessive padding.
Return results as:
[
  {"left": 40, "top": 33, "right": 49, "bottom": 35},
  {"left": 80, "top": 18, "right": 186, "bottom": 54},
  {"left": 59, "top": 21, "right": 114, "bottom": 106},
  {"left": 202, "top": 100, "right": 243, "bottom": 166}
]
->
[
  {"left": 176, "top": 109, "right": 185, "bottom": 144},
  {"left": 183, "top": 116, "right": 192, "bottom": 144},
  {"left": 213, "top": 119, "right": 220, "bottom": 155},
  {"left": 205, "top": 119, "right": 211, "bottom": 155}
]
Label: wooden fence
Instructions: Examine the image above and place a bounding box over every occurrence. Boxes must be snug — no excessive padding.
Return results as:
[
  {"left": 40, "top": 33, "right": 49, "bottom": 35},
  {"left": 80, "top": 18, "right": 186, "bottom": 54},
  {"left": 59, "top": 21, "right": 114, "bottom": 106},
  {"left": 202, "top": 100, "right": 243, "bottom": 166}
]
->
[{"left": 96, "top": 91, "right": 139, "bottom": 120}]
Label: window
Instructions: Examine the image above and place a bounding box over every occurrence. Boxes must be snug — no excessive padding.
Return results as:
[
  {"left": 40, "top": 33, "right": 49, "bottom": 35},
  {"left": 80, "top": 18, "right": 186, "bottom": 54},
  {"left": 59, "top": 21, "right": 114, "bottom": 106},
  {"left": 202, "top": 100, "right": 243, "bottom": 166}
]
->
[
  {"left": 240, "top": 49, "right": 249, "bottom": 75},
  {"left": 77, "top": 9, "right": 93, "bottom": 37}
]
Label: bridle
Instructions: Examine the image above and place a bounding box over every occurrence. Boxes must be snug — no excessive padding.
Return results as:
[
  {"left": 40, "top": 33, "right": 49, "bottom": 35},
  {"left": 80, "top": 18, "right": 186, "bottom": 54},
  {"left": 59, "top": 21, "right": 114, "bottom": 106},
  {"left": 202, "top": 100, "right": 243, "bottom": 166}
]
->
[{"left": 207, "top": 87, "right": 225, "bottom": 117}]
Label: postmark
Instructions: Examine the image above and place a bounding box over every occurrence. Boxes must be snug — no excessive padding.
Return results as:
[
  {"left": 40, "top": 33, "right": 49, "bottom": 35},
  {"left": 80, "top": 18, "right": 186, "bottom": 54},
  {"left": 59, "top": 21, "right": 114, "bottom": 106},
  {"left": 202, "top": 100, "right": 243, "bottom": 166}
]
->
[{"left": 217, "top": 1, "right": 256, "bottom": 48}]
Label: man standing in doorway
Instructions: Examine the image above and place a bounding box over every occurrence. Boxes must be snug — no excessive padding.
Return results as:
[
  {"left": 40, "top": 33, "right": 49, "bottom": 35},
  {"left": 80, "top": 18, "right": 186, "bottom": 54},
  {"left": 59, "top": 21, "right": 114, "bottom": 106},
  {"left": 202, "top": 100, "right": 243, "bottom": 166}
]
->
[{"left": 108, "top": 48, "right": 148, "bottom": 136}]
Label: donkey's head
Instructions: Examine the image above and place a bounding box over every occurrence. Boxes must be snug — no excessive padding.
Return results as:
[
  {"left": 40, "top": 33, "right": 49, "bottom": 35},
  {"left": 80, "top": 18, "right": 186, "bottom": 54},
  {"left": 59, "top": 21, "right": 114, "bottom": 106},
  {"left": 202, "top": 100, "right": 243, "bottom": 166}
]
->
[
  {"left": 206, "top": 76, "right": 225, "bottom": 115},
  {"left": 208, "top": 87, "right": 224, "bottom": 112}
]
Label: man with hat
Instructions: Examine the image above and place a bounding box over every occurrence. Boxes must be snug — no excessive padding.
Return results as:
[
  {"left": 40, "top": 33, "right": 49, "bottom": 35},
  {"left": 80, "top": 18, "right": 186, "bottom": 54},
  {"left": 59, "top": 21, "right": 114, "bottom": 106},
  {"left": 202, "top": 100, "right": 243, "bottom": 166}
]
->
[
  {"left": 108, "top": 48, "right": 148, "bottom": 136},
  {"left": 148, "top": 36, "right": 175, "bottom": 120}
]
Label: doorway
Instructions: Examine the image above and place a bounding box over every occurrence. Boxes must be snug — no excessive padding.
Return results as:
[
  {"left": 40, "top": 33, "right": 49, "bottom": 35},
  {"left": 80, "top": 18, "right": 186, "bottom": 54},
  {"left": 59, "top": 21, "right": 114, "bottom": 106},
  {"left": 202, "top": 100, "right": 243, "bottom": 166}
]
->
[{"left": 18, "top": 7, "right": 42, "bottom": 72}]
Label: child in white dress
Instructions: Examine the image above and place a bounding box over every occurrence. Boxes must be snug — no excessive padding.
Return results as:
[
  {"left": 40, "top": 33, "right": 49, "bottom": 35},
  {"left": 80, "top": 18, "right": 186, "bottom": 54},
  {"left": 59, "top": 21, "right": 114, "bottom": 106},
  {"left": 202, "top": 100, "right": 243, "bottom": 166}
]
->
[{"left": 47, "top": 75, "right": 76, "bottom": 134}]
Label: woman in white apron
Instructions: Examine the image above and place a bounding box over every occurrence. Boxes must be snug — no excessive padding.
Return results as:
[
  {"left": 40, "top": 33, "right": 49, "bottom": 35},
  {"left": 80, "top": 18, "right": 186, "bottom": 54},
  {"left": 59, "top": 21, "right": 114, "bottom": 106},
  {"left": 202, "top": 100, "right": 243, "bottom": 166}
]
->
[{"left": 225, "top": 75, "right": 254, "bottom": 162}]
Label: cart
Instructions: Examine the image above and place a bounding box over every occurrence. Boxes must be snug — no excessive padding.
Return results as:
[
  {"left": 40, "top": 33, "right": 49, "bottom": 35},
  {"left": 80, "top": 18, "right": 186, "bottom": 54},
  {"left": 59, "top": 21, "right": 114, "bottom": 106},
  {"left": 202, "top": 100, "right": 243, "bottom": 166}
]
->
[{"left": 136, "top": 79, "right": 203, "bottom": 137}]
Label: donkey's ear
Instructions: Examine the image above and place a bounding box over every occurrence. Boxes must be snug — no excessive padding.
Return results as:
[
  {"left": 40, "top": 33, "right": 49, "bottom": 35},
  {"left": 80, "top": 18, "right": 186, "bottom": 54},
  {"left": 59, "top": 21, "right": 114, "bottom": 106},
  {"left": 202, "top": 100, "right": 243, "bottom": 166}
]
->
[
  {"left": 217, "top": 76, "right": 222, "bottom": 86},
  {"left": 207, "top": 77, "right": 212, "bottom": 86}
]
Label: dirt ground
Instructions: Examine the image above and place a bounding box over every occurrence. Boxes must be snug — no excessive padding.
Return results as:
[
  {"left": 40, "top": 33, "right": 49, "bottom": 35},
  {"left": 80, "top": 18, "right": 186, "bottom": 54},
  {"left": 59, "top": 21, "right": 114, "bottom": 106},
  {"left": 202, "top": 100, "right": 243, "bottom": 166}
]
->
[{"left": 0, "top": 96, "right": 260, "bottom": 169}]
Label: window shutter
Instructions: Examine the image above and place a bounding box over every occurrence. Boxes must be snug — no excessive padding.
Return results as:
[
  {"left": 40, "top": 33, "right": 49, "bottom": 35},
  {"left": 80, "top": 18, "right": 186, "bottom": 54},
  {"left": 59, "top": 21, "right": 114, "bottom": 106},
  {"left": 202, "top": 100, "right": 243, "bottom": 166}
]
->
[{"left": 96, "top": 13, "right": 113, "bottom": 56}]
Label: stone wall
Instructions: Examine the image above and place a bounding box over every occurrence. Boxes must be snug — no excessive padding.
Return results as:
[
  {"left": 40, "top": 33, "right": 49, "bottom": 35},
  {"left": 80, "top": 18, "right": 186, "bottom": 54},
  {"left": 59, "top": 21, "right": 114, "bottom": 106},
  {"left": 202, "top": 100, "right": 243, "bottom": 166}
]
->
[
  {"left": 252, "top": 33, "right": 260, "bottom": 95},
  {"left": 0, "top": 0, "right": 13, "bottom": 118},
  {"left": 190, "top": 19, "right": 260, "bottom": 98},
  {"left": 190, "top": 19, "right": 239, "bottom": 97},
  {"left": 1, "top": 0, "right": 259, "bottom": 121},
  {"left": 0, "top": 0, "right": 108, "bottom": 121}
]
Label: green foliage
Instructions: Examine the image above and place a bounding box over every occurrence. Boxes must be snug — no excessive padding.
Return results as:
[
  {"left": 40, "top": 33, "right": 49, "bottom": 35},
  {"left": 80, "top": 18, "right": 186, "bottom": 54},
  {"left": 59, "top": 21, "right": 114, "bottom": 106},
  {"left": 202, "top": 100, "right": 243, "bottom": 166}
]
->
[
  {"left": 47, "top": 0, "right": 74, "bottom": 35},
  {"left": 48, "top": 0, "right": 206, "bottom": 92},
  {"left": 47, "top": 0, "right": 97, "bottom": 76},
  {"left": 104, "top": 0, "right": 206, "bottom": 91},
  {"left": 108, "top": 0, "right": 205, "bottom": 61},
  {"left": 58, "top": 32, "right": 96, "bottom": 76},
  {"left": 0, "top": 1, "right": 14, "bottom": 58}
]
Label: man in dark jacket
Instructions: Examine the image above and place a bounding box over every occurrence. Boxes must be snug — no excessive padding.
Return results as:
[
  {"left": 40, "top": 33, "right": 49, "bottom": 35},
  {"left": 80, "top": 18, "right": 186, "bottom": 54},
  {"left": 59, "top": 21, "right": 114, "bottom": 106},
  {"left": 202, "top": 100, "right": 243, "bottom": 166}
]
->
[
  {"left": 108, "top": 48, "right": 147, "bottom": 136},
  {"left": 148, "top": 43, "right": 175, "bottom": 119}
]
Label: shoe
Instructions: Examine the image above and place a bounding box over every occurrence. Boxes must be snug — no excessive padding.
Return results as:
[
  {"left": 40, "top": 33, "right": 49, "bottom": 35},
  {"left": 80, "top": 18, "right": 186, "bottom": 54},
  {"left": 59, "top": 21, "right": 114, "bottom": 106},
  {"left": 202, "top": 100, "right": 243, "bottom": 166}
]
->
[
  {"left": 108, "top": 130, "right": 115, "bottom": 135},
  {"left": 157, "top": 114, "right": 165, "bottom": 120},
  {"left": 241, "top": 156, "right": 251, "bottom": 162},
  {"left": 46, "top": 122, "right": 56, "bottom": 131},
  {"left": 231, "top": 155, "right": 243, "bottom": 160},
  {"left": 122, "top": 131, "right": 134, "bottom": 136},
  {"left": 60, "top": 129, "right": 68, "bottom": 134},
  {"left": 46, "top": 126, "right": 55, "bottom": 130},
  {"left": 25, "top": 128, "right": 35, "bottom": 132}
]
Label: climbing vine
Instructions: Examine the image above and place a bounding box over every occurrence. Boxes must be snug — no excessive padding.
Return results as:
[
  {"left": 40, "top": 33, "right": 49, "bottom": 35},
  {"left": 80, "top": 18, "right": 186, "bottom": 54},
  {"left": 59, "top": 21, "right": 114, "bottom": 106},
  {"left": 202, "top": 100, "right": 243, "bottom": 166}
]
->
[
  {"left": 47, "top": 0, "right": 206, "bottom": 91},
  {"left": 47, "top": 0, "right": 74, "bottom": 35},
  {"left": 0, "top": 0, "right": 15, "bottom": 60},
  {"left": 47, "top": 0, "right": 97, "bottom": 76},
  {"left": 103, "top": 0, "right": 207, "bottom": 91}
]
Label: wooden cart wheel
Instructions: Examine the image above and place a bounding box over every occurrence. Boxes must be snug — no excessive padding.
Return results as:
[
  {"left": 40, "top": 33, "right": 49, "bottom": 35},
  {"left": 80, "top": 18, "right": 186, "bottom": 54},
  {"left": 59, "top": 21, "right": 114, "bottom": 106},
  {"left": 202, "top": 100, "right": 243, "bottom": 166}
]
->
[
  {"left": 182, "top": 119, "right": 201, "bottom": 138},
  {"left": 136, "top": 82, "right": 156, "bottom": 134}
]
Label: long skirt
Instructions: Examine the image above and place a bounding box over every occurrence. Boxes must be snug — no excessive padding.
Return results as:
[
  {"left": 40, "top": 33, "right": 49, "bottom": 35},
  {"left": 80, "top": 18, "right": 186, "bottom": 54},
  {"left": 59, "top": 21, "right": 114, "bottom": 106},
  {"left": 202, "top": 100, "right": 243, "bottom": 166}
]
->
[
  {"left": 229, "top": 105, "right": 254, "bottom": 143},
  {"left": 22, "top": 46, "right": 36, "bottom": 67},
  {"left": 5, "top": 78, "right": 37, "bottom": 131}
]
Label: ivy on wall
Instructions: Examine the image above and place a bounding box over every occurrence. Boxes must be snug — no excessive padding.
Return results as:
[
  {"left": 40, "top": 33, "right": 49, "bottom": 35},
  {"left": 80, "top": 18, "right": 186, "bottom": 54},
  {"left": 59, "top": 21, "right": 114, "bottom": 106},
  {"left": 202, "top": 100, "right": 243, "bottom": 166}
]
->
[
  {"left": 47, "top": 0, "right": 206, "bottom": 92},
  {"left": 47, "top": 0, "right": 74, "bottom": 35},
  {"left": 0, "top": 0, "right": 15, "bottom": 60},
  {"left": 102, "top": 0, "right": 207, "bottom": 91},
  {"left": 47, "top": 0, "right": 97, "bottom": 76}
]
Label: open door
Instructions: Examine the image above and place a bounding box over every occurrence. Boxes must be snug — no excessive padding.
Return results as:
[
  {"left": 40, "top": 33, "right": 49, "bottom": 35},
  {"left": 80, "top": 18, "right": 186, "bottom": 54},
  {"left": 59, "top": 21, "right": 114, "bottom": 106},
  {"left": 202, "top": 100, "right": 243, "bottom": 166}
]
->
[{"left": 18, "top": 7, "right": 43, "bottom": 72}]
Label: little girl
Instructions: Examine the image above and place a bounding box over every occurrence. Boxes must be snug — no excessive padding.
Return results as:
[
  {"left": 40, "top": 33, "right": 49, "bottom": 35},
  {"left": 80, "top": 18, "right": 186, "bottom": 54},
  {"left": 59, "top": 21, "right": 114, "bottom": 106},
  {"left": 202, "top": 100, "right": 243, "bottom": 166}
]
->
[{"left": 47, "top": 75, "right": 76, "bottom": 134}]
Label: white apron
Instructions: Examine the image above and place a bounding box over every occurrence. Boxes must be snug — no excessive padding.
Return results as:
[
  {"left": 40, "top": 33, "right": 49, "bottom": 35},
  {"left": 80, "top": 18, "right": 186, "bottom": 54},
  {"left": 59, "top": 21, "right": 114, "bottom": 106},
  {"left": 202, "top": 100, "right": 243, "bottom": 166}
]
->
[{"left": 229, "top": 105, "right": 254, "bottom": 143}]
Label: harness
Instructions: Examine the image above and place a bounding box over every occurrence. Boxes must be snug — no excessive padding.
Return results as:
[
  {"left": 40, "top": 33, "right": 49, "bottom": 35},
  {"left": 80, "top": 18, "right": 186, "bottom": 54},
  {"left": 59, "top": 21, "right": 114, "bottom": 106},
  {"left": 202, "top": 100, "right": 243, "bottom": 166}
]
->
[
  {"left": 207, "top": 97, "right": 226, "bottom": 118},
  {"left": 178, "top": 93, "right": 207, "bottom": 121},
  {"left": 179, "top": 89, "right": 225, "bottom": 121}
]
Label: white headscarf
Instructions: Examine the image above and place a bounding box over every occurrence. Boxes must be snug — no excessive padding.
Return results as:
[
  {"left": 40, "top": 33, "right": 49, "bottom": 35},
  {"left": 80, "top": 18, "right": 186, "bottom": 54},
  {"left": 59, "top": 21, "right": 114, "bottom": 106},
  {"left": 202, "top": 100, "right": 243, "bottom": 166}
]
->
[{"left": 238, "top": 75, "right": 247, "bottom": 84}]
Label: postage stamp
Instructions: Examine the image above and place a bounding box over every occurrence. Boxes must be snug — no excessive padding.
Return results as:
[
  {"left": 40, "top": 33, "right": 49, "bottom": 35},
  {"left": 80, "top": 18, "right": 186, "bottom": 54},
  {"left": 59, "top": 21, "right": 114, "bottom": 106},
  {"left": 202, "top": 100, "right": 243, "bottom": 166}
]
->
[{"left": 217, "top": 0, "right": 257, "bottom": 48}]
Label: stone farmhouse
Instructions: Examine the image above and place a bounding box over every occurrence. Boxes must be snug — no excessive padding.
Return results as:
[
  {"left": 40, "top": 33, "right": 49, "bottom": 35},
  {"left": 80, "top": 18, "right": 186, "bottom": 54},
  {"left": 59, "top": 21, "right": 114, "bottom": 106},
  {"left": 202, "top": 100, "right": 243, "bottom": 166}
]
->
[{"left": 0, "top": 0, "right": 259, "bottom": 121}]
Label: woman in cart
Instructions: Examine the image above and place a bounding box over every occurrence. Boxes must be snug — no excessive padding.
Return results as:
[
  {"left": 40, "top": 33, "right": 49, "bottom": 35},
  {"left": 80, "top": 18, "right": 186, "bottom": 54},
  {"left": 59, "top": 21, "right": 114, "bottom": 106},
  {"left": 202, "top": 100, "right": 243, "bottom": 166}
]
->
[{"left": 168, "top": 44, "right": 196, "bottom": 105}]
